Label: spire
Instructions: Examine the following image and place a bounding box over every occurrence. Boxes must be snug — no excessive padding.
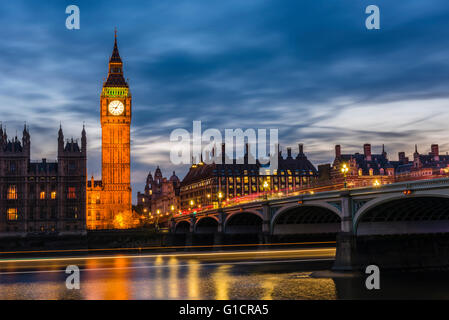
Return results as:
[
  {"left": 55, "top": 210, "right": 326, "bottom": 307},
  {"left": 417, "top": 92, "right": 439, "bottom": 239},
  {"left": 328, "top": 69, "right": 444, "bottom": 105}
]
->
[
  {"left": 110, "top": 28, "right": 122, "bottom": 64},
  {"left": 415, "top": 144, "right": 418, "bottom": 154},
  {"left": 81, "top": 123, "right": 87, "bottom": 154},
  {"left": 104, "top": 29, "right": 128, "bottom": 88}
]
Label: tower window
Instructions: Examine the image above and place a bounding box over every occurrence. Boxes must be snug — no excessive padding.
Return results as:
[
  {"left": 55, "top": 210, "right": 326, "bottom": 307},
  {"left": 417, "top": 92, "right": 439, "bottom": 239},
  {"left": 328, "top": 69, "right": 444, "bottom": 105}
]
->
[
  {"left": 7, "top": 185, "right": 17, "bottom": 200},
  {"left": 68, "top": 187, "right": 76, "bottom": 199},
  {"left": 7, "top": 208, "right": 18, "bottom": 221},
  {"left": 40, "top": 191, "right": 46, "bottom": 200},
  {"left": 51, "top": 191, "right": 57, "bottom": 199}
]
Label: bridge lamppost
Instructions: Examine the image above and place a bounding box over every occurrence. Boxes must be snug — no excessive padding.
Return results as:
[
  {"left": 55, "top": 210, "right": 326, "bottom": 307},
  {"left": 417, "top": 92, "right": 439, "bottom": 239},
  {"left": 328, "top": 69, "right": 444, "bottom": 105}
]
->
[
  {"left": 155, "top": 209, "right": 161, "bottom": 231},
  {"left": 263, "top": 180, "right": 269, "bottom": 200},
  {"left": 341, "top": 163, "right": 349, "bottom": 189},
  {"left": 218, "top": 191, "right": 223, "bottom": 208},
  {"left": 170, "top": 205, "right": 175, "bottom": 221}
]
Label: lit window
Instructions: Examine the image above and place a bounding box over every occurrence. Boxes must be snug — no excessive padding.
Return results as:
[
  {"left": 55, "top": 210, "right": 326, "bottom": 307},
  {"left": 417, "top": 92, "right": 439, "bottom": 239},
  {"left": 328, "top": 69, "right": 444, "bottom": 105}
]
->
[
  {"left": 68, "top": 187, "right": 76, "bottom": 199},
  {"left": 7, "top": 208, "right": 18, "bottom": 221},
  {"left": 7, "top": 186, "right": 17, "bottom": 200},
  {"left": 51, "top": 191, "right": 57, "bottom": 199},
  {"left": 40, "top": 191, "right": 46, "bottom": 199}
]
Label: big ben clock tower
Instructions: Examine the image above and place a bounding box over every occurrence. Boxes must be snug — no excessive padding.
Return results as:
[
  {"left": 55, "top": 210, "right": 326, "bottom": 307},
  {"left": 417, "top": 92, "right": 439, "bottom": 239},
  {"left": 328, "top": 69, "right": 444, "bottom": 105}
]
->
[{"left": 86, "top": 31, "right": 133, "bottom": 229}]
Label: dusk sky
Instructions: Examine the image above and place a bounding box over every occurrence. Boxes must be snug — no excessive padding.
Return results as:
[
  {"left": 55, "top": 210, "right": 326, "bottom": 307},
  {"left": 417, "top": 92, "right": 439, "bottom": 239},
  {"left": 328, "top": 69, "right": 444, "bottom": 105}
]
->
[{"left": 2, "top": 0, "right": 449, "bottom": 201}]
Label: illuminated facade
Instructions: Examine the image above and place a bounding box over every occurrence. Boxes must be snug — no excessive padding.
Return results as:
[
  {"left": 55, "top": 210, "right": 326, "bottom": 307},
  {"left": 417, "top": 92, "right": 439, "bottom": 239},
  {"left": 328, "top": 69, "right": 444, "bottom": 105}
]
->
[
  {"left": 394, "top": 144, "right": 449, "bottom": 180},
  {"left": 86, "top": 33, "right": 135, "bottom": 230},
  {"left": 136, "top": 167, "right": 181, "bottom": 225},
  {"left": 179, "top": 144, "right": 318, "bottom": 210},
  {"left": 0, "top": 125, "right": 87, "bottom": 237},
  {"left": 331, "top": 144, "right": 395, "bottom": 187}
]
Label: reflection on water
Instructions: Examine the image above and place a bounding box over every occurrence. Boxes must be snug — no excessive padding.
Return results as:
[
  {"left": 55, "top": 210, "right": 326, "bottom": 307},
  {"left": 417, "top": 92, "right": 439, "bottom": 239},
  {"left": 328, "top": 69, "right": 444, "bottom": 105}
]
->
[
  {"left": 2, "top": 255, "right": 449, "bottom": 299},
  {"left": 168, "top": 256, "right": 178, "bottom": 299},
  {"left": 213, "top": 265, "right": 232, "bottom": 300},
  {"left": 187, "top": 260, "right": 200, "bottom": 299}
]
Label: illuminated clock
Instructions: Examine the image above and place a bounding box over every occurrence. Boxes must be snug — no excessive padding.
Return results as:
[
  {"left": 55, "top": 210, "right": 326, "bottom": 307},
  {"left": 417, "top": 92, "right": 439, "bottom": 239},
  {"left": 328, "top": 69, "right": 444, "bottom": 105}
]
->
[{"left": 108, "top": 100, "right": 124, "bottom": 116}]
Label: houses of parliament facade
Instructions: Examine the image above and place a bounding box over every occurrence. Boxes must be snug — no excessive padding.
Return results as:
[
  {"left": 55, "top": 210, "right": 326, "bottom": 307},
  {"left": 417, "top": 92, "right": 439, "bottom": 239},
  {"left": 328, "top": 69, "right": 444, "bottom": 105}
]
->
[{"left": 0, "top": 34, "right": 133, "bottom": 236}]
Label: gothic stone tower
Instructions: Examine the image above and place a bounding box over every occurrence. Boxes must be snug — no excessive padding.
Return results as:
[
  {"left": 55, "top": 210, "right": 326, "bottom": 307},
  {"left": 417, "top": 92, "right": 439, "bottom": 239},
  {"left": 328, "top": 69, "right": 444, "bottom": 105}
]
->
[{"left": 87, "top": 32, "right": 132, "bottom": 229}]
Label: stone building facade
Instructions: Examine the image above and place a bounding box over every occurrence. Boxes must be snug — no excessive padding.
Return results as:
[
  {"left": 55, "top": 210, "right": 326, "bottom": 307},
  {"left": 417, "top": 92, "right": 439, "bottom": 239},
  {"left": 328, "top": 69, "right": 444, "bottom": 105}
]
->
[
  {"left": 179, "top": 143, "right": 318, "bottom": 210},
  {"left": 331, "top": 143, "right": 396, "bottom": 187},
  {"left": 0, "top": 124, "right": 87, "bottom": 237},
  {"left": 137, "top": 167, "right": 181, "bottom": 224},
  {"left": 394, "top": 144, "right": 449, "bottom": 180}
]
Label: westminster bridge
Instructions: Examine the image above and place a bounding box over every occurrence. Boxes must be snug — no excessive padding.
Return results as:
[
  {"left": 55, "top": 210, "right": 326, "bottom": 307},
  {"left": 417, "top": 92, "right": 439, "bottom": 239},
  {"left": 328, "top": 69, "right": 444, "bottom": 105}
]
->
[{"left": 170, "top": 177, "right": 449, "bottom": 270}]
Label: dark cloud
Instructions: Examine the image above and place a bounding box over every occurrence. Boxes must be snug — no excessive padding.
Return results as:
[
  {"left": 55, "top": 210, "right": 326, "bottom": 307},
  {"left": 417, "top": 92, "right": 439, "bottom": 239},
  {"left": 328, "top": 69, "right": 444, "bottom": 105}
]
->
[{"left": 1, "top": 0, "right": 449, "bottom": 200}]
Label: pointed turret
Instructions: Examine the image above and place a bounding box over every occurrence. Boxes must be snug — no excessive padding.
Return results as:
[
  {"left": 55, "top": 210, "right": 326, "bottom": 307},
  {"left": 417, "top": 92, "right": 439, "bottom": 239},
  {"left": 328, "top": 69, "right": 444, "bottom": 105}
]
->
[
  {"left": 110, "top": 28, "right": 122, "bottom": 63},
  {"left": 58, "top": 124, "right": 64, "bottom": 156},
  {"left": 22, "top": 123, "right": 30, "bottom": 156},
  {"left": 104, "top": 29, "right": 128, "bottom": 88},
  {"left": 81, "top": 123, "right": 87, "bottom": 155}
]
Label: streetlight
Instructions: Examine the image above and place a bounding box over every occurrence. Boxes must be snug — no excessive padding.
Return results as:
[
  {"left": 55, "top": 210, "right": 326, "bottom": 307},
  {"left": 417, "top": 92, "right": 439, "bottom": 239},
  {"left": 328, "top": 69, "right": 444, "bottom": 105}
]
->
[
  {"left": 263, "top": 180, "right": 269, "bottom": 200},
  {"left": 373, "top": 180, "right": 380, "bottom": 187},
  {"left": 155, "top": 209, "right": 161, "bottom": 231},
  {"left": 341, "top": 163, "right": 349, "bottom": 188},
  {"left": 218, "top": 191, "right": 223, "bottom": 208}
]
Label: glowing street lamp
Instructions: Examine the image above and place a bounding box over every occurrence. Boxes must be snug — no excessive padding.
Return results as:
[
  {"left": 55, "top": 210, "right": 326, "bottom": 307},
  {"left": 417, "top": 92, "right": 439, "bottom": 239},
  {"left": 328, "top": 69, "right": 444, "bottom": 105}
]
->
[
  {"left": 218, "top": 191, "right": 223, "bottom": 208},
  {"left": 263, "top": 180, "right": 269, "bottom": 200},
  {"left": 373, "top": 180, "right": 380, "bottom": 187},
  {"left": 340, "top": 163, "right": 349, "bottom": 188}
]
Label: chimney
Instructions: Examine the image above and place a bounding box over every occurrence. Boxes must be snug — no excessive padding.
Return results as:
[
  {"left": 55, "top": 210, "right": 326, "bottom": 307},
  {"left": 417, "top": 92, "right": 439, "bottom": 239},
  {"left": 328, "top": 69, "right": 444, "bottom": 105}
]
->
[
  {"left": 221, "top": 143, "right": 226, "bottom": 164},
  {"left": 298, "top": 143, "right": 304, "bottom": 155},
  {"left": 363, "top": 144, "right": 372, "bottom": 161},
  {"left": 287, "top": 147, "right": 292, "bottom": 158},
  {"left": 335, "top": 145, "right": 341, "bottom": 158},
  {"left": 398, "top": 152, "right": 406, "bottom": 163},
  {"left": 431, "top": 144, "right": 439, "bottom": 161}
]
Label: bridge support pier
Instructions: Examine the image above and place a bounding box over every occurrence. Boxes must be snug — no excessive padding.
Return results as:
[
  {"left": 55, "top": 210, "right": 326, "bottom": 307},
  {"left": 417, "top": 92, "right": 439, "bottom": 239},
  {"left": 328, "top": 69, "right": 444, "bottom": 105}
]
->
[
  {"left": 332, "top": 232, "right": 358, "bottom": 271},
  {"left": 333, "top": 192, "right": 358, "bottom": 271},
  {"left": 185, "top": 232, "right": 194, "bottom": 247},
  {"left": 263, "top": 232, "right": 271, "bottom": 244},
  {"left": 213, "top": 232, "right": 224, "bottom": 247}
]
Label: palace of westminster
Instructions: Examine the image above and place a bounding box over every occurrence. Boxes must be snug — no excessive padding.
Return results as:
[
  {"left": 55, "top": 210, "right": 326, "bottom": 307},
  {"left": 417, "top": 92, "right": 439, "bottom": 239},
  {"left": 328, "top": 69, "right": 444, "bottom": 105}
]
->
[{"left": 2, "top": 35, "right": 449, "bottom": 236}]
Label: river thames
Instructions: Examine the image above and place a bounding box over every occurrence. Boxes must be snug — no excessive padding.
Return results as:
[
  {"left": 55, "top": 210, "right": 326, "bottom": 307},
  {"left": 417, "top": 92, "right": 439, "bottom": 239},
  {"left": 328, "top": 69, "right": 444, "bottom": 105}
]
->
[{"left": 0, "top": 246, "right": 448, "bottom": 300}]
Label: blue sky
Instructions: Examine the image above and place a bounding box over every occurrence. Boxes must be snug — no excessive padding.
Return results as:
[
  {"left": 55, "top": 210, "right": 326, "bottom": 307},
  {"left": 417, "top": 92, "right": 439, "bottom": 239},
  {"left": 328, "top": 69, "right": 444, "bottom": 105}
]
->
[{"left": 2, "top": 0, "right": 449, "bottom": 202}]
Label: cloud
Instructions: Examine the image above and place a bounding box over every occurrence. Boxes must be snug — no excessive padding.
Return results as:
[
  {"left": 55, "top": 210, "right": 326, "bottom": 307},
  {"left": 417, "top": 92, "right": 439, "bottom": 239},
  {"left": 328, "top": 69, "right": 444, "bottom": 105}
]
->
[{"left": 2, "top": 0, "right": 449, "bottom": 202}]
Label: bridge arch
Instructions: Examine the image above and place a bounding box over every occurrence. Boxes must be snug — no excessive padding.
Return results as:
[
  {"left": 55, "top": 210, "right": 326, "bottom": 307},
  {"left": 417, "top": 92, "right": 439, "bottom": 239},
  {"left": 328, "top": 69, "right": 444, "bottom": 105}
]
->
[
  {"left": 354, "top": 194, "right": 449, "bottom": 236},
  {"left": 194, "top": 216, "right": 219, "bottom": 234},
  {"left": 224, "top": 210, "right": 263, "bottom": 234},
  {"left": 174, "top": 220, "right": 191, "bottom": 234},
  {"left": 271, "top": 203, "right": 342, "bottom": 235}
]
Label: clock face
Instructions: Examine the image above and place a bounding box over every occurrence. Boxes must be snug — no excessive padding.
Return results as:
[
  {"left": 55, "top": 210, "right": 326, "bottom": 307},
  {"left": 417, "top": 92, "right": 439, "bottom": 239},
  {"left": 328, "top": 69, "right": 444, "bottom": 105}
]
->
[{"left": 108, "top": 100, "right": 124, "bottom": 116}]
